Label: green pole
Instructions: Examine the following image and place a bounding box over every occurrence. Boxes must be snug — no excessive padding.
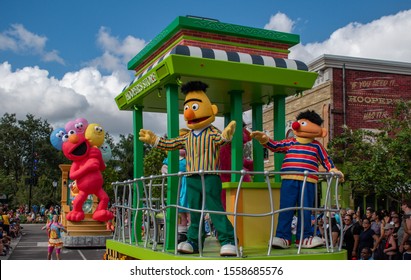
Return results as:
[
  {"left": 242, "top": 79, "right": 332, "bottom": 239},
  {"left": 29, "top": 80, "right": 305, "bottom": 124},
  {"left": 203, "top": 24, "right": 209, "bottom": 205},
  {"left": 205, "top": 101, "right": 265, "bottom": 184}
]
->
[
  {"left": 165, "top": 83, "right": 179, "bottom": 250},
  {"left": 251, "top": 102, "right": 264, "bottom": 182},
  {"left": 273, "top": 96, "right": 286, "bottom": 182},
  {"left": 133, "top": 107, "right": 144, "bottom": 242},
  {"left": 229, "top": 90, "right": 243, "bottom": 182}
]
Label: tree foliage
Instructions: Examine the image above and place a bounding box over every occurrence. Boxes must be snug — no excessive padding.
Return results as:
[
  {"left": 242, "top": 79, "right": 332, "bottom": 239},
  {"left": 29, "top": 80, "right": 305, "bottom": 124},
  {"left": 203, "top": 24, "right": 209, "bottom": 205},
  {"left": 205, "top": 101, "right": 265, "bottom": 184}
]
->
[
  {"left": 328, "top": 101, "right": 411, "bottom": 201},
  {"left": 143, "top": 148, "right": 167, "bottom": 199},
  {"left": 0, "top": 113, "right": 68, "bottom": 208},
  {"left": 110, "top": 134, "right": 135, "bottom": 181}
]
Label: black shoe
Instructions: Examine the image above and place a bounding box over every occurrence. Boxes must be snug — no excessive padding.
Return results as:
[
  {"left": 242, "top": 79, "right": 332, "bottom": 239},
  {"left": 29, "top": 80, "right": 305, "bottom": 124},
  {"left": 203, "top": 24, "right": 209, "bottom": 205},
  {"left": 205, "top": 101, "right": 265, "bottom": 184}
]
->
[{"left": 178, "top": 232, "right": 187, "bottom": 243}]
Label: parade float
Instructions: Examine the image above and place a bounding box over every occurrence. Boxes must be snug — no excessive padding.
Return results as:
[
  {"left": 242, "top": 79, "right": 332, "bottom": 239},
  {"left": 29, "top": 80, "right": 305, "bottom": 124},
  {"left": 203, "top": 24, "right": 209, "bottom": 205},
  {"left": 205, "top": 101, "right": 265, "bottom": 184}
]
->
[{"left": 105, "top": 15, "right": 345, "bottom": 260}]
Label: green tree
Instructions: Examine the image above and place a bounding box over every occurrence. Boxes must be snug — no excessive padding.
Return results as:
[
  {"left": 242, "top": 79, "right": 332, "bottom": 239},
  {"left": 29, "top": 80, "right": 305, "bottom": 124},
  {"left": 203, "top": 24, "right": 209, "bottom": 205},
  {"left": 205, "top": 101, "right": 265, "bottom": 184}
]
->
[
  {"left": 101, "top": 132, "right": 120, "bottom": 203},
  {"left": 20, "top": 114, "right": 68, "bottom": 207},
  {"left": 328, "top": 101, "right": 411, "bottom": 201},
  {"left": 103, "top": 132, "right": 168, "bottom": 200},
  {"left": 0, "top": 113, "right": 22, "bottom": 204},
  {"left": 0, "top": 113, "right": 67, "bottom": 208},
  {"left": 110, "top": 134, "right": 135, "bottom": 181},
  {"left": 143, "top": 147, "right": 167, "bottom": 198},
  {"left": 104, "top": 133, "right": 140, "bottom": 203},
  {"left": 0, "top": 169, "right": 15, "bottom": 204},
  {"left": 375, "top": 101, "right": 411, "bottom": 199}
]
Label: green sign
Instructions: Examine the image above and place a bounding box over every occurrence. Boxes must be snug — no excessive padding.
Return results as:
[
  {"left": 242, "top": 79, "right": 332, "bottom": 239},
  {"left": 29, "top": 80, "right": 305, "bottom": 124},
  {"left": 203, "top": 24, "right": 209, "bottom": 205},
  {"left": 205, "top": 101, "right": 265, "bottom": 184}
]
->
[{"left": 125, "top": 72, "right": 158, "bottom": 102}]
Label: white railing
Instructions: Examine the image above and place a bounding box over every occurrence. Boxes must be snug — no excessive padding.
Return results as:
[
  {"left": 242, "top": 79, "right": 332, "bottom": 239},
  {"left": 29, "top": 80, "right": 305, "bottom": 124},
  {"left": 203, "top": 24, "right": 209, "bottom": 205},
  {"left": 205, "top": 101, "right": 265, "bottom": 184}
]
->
[{"left": 111, "top": 170, "right": 343, "bottom": 257}]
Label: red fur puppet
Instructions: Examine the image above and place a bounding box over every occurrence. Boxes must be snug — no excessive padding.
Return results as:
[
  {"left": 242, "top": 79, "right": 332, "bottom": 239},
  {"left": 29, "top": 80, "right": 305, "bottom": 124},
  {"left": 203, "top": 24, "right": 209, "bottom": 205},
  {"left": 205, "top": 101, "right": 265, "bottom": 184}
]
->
[
  {"left": 62, "top": 132, "right": 113, "bottom": 222},
  {"left": 219, "top": 126, "right": 253, "bottom": 208}
]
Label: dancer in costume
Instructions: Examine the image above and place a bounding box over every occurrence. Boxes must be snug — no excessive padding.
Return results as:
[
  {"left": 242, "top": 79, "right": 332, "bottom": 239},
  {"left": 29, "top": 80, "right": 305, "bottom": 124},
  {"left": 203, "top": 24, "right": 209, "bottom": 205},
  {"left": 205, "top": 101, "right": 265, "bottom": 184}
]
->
[
  {"left": 139, "top": 81, "right": 237, "bottom": 256},
  {"left": 46, "top": 214, "right": 67, "bottom": 260},
  {"left": 251, "top": 110, "right": 344, "bottom": 249}
]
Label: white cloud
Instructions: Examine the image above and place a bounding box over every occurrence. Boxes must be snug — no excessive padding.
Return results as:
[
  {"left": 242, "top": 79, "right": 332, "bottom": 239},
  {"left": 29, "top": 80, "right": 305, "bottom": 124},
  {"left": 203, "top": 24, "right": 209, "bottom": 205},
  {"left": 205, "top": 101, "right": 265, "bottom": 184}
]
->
[
  {"left": 0, "top": 32, "right": 18, "bottom": 51},
  {"left": 289, "top": 9, "right": 411, "bottom": 64},
  {"left": 0, "top": 24, "right": 65, "bottom": 65},
  {"left": 96, "top": 27, "right": 146, "bottom": 63},
  {"left": 0, "top": 61, "right": 133, "bottom": 138},
  {"left": 264, "top": 12, "right": 296, "bottom": 33},
  {"left": 88, "top": 27, "right": 147, "bottom": 81},
  {"left": 58, "top": 66, "right": 133, "bottom": 136},
  {"left": 42, "top": 50, "right": 65, "bottom": 65},
  {"left": 7, "top": 23, "right": 46, "bottom": 52},
  {"left": 0, "top": 61, "right": 172, "bottom": 141},
  {"left": 0, "top": 62, "right": 87, "bottom": 122}
]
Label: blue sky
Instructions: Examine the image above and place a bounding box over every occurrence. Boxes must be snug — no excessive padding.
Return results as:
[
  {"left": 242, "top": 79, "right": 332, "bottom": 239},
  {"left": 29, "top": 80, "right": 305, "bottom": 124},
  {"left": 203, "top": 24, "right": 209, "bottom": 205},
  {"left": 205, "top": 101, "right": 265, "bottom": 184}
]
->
[{"left": 1, "top": 0, "right": 411, "bottom": 138}]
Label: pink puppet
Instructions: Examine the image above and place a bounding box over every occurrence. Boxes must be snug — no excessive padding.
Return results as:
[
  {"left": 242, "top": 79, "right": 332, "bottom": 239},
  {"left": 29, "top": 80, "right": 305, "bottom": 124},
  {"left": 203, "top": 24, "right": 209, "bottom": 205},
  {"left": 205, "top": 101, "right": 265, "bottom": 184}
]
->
[
  {"left": 61, "top": 131, "right": 113, "bottom": 222},
  {"left": 219, "top": 126, "right": 253, "bottom": 208},
  {"left": 65, "top": 118, "right": 89, "bottom": 135}
]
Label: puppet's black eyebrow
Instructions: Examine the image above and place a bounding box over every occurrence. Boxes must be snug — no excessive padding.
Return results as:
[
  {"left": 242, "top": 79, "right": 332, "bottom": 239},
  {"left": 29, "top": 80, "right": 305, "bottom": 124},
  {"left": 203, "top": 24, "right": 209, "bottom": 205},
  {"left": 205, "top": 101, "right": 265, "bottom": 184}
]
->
[{"left": 184, "top": 98, "right": 203, "bottom": 105}]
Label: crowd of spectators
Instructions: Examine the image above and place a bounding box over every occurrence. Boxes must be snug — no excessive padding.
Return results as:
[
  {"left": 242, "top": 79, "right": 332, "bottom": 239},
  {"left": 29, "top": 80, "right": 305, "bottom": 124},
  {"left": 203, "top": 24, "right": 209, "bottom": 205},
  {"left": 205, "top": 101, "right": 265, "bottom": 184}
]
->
[
  {"left": 314, "top": 199, "right": 411, "bottom": 260},
  {"left": 1, "top": 204, "right": 19, "bottom": 256}
]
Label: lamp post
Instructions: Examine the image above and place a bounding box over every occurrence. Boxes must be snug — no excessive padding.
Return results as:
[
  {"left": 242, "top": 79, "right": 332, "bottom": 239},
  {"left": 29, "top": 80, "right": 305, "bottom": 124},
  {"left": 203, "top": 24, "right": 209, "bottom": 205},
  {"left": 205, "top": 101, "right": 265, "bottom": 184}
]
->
[{"left": 53, "top": 180, "right": 58, "bottom": 203}]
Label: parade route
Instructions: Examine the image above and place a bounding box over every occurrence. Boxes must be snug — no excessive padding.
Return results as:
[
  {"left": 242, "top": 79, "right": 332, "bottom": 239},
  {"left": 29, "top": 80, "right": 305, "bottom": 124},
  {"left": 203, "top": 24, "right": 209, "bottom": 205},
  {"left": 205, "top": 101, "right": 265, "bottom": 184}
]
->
[{"left": 1, "top": 224, "right": 106, "bottom": 260}]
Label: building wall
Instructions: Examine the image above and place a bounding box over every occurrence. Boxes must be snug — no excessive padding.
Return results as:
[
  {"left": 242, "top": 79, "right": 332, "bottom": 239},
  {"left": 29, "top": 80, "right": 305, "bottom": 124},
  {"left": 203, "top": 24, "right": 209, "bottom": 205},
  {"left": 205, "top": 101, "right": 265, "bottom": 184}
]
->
[{"left": 331, "top": 68, "right": 411, "bottom": 136}]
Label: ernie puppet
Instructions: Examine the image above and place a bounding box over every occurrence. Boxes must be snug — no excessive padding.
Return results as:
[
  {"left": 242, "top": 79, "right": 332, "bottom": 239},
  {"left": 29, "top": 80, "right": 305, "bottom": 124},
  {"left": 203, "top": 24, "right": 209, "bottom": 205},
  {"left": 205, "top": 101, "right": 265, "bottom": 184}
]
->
[
  {"left": 250, "top": 110, "right": 344, "bottom": 249},
  {"left": 139, "top": 81, "right": 238, "bottom": 256}
]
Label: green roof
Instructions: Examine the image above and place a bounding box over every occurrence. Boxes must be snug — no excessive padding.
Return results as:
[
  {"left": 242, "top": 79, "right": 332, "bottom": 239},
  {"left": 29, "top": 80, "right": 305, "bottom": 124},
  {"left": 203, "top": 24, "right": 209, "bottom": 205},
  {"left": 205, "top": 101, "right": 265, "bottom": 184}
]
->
[
  {"left": 116, "top": 55, "right": 317, "bottom": 112},
  {"left": 127, "top": 16, "right": 300, "bottom": 70}
]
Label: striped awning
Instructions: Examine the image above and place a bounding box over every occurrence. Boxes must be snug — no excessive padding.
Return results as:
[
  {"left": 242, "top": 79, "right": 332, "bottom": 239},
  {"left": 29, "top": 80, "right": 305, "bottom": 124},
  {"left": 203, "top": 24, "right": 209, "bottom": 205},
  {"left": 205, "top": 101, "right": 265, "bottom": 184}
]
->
[{"left": 124, "top": 45, "right": 308, "bottom": 89}]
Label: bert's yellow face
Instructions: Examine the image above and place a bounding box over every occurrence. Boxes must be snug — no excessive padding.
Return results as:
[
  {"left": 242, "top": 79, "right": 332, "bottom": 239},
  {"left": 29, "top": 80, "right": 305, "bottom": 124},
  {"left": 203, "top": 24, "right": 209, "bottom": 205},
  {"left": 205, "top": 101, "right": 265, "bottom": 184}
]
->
[{"left": 183, "top": 90, "right": 218, "bottom": 130}]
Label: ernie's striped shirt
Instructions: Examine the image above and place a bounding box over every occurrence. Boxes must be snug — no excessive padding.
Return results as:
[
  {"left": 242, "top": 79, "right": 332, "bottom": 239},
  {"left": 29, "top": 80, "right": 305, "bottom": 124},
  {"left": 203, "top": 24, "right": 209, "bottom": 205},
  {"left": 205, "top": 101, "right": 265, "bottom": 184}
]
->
[
  {"left": 264, "top": 137, "right": 335, "bottom": 183},
  {"left": 155, "top": 125, "right": 228, "bottom": 174}
]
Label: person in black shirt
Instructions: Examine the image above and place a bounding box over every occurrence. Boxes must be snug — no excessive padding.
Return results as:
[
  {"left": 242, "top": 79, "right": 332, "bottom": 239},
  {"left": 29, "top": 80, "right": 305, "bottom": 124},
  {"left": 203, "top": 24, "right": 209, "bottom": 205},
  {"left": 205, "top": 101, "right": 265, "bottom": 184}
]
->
[
  {"left": 342, "top": 214, "right": 361, "bottom": 259},
  {"left": 358, "top": 217, "right": 379, "bottom": 257}
]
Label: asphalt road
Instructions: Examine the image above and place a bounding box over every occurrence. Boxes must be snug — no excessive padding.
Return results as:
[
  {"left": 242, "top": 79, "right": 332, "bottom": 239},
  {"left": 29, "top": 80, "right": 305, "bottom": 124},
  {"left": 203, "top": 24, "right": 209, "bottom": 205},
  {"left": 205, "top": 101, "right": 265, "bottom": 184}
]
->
[{"left": 3, "top": 223, "right": 107, "bottom": 260}]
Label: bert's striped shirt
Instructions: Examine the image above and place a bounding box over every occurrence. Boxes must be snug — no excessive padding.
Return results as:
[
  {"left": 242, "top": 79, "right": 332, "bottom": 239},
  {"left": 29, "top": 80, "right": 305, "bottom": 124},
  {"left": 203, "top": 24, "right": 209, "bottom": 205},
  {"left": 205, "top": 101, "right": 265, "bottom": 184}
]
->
[
  {"left": 155, "top": 125, "right": 228, "bottom": 175},
  {"left": 264, "top": 137, "right": 335, "bottom": 183}
]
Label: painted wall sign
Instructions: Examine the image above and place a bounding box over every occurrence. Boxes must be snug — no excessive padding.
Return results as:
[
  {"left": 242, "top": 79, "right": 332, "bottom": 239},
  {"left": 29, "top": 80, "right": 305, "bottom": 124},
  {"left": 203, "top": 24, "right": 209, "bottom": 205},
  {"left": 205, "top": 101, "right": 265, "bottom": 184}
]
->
[
  {"left": 345, "top": 75, "right": 406, "bottom": 130},
  {"left": 349, "top": 78, "right": 397, "bottom": 90},
  {"left": 362, "top": 108, "right": 389, "bottom": 122},
  {"left": 347, "top": 77, "right": 401, "bottom": 106},
  {"left": 347, "top": 95, "right": 400, "bottom": 105}
]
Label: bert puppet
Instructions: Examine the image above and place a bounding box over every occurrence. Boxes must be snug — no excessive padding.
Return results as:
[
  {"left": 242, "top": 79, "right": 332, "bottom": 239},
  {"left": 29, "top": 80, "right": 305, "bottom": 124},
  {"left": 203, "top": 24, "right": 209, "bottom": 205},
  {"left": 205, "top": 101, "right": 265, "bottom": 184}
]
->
[
  {"left": 251, "top": 110, "right": 343, "bottom": 249},
  {"left": 139, "top": 81, "right": 237, "bottom": 256}
]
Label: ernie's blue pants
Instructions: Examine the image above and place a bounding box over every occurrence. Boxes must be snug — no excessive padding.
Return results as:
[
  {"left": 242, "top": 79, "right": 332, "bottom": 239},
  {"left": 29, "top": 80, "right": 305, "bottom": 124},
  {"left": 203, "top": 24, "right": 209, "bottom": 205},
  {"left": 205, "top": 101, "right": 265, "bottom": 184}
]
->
[{"left": 275, "top": 180, "right": 316, "bottom": 242}]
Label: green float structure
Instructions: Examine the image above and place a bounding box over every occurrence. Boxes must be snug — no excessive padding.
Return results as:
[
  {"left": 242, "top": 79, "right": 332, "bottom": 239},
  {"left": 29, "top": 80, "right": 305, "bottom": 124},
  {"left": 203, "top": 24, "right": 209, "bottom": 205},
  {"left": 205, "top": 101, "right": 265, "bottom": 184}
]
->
[{"left": 106, "top": 16, "right": 345, "bottom": 260}]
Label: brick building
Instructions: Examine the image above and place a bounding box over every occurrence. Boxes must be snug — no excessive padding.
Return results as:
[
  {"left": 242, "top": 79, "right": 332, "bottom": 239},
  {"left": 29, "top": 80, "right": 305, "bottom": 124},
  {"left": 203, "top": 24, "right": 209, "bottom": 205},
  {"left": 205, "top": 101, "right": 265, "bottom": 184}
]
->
[{"left": 262, "top": 54, "right": 411, "bottom": 208}]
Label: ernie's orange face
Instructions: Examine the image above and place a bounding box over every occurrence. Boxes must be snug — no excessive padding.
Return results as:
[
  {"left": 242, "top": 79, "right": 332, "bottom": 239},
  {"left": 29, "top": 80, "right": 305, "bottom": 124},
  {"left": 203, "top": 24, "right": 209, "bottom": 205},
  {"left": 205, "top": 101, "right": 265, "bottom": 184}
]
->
[
  {"left": 291, "top": 118, "right": 327, "bottom": 139},
  {"left": 183, "top": 90, "right": 218, "bottom": 130}
]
